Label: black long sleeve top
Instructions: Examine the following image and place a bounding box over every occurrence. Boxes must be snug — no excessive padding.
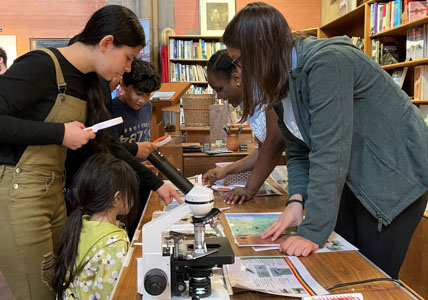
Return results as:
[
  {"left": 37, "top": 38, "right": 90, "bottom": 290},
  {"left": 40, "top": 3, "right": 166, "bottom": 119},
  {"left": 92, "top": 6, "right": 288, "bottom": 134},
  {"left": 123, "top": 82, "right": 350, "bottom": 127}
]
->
[{"left": 0, "top": 48, "right": 163, "bottom": 191}]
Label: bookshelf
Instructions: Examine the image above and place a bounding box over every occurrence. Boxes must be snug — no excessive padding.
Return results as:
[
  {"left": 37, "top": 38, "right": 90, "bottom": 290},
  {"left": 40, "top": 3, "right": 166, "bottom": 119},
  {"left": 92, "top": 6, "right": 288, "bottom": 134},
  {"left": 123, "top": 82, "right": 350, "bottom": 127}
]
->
[
  {"left": 167, "top": 35, "right": 226, "bottom": 86},
  {"left": 320, "top": 0, "right": 428, "bottom": 102}
]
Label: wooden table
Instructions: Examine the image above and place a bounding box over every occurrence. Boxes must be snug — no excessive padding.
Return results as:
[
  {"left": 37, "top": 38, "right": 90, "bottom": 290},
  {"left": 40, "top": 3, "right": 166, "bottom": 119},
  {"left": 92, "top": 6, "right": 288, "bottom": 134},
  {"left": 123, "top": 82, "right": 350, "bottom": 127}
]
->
[
  {"left": 112, "top": 189, "right": 420, "bottom": 300},
  {"left": 399, "top": 210, "right": 428, "bottom": 299},
  {"left": 151, "top": 82, "right": 191, "bottom": 140}
]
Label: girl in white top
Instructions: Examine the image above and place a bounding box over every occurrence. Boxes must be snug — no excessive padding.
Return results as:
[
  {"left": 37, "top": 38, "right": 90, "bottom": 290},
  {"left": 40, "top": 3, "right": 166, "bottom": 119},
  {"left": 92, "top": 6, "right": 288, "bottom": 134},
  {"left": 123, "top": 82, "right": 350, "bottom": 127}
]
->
[{"left": 202, "top": 50, "right": 285, "bottom": 204}]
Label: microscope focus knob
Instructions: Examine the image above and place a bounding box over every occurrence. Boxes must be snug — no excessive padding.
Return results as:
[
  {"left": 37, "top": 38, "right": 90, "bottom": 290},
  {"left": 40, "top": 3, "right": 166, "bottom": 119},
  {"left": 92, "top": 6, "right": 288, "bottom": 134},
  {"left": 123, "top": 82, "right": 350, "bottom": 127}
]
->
[
  {"left": 176, "top": 280, "right": 187, "bottom": 294},
  {"left": 144, "top": 269, "right": 167, "bottom": 296}
]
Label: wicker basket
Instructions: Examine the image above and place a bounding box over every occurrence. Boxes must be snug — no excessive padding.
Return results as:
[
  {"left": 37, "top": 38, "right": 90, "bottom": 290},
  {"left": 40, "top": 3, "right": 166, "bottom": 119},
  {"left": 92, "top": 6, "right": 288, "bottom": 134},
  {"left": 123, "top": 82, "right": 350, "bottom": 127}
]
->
[{"left": 182, "top": 94, "right": 214, "bottom": 126}]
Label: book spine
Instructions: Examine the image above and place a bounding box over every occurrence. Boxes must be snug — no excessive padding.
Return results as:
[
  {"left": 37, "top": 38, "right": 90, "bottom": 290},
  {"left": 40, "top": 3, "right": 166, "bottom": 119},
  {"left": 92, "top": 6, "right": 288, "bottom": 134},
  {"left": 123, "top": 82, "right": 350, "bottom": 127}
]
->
[{"left": 374, "top": 2, "right": 378, "bottom": 34}]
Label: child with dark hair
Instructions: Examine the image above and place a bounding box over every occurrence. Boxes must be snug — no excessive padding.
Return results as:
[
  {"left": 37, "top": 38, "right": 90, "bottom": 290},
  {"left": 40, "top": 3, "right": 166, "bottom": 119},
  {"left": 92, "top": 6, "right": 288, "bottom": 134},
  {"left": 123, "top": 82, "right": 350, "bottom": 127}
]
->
[
  {"left": 52, "top": 153, "right": 139, "bottom": 299},
  {"left": 111, "top": 59, "right": 161, "bottom": 160}
]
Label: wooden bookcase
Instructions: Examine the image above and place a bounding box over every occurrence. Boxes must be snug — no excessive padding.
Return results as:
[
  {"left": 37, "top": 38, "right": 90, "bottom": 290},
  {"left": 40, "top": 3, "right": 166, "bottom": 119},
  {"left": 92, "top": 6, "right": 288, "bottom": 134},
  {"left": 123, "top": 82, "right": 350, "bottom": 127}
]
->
[
  {"left": 167, "top": 35, "right": 225, "bottom": 87},
  {"left": 319, "top": 0, "right": 428, "bottom": 104}
]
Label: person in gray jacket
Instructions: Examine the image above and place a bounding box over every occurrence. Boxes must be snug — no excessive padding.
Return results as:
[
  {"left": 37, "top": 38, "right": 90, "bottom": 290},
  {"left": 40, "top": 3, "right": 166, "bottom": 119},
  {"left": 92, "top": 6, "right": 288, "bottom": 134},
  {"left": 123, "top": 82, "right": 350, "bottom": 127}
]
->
[{"left": 223, "top": 2, "right": 428, "bottom": 278}]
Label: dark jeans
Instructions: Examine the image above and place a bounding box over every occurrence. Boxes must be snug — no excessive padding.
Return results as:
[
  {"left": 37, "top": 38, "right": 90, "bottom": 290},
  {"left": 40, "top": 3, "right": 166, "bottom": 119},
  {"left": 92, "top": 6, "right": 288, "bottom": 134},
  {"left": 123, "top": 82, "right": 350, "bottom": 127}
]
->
[{"left": 334, "top": 185, "right": 427, "bottom": 279}]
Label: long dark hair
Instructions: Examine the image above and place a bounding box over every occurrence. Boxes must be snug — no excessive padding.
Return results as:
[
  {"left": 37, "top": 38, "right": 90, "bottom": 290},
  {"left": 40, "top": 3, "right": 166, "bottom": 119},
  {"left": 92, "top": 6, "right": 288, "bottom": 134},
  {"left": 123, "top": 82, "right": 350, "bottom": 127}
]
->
[
  {"left": 52, "top": 154, "right": 139, "bottom": 298},
  {"left": 75, "top": 5, "right": 146, "bottom": 152},
  {"left": 222, "top": 2, "right": 293, "bottom": 119},
  {"left": 207, "top": 49, "right": 237, "bottom": 82}
]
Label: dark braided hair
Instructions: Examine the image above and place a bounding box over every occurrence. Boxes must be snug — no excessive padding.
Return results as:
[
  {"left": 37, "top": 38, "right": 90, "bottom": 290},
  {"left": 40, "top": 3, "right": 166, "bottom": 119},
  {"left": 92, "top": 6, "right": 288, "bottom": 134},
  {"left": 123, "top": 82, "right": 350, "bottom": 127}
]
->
[{"left": 207, "top": 49, "right": 237, "bottom": 81}]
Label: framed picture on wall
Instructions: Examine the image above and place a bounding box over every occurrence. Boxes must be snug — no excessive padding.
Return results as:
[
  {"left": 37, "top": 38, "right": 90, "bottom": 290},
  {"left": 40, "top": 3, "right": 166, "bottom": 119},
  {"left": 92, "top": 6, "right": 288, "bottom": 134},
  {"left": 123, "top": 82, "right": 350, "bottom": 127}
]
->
[
  {"left": 199, "top": 0, "right": 236, "bottom": 36},
  {"left": 30, "top": 38, "right": 70, "bottom": 50}
]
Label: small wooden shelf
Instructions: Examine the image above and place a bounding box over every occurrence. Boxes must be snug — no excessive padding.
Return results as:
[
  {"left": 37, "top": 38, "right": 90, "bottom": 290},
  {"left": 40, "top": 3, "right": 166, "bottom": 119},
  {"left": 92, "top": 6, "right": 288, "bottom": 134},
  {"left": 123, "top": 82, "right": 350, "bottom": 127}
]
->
[
  {"left": 319, "top": 2, "right": 366, "bottom": 37},
  {"left": 371, "top": 16, "right": 428, "bottom": 38},
  {"left": 411, "top": 99, "right": 428, "bottom": 104},
  {"left": 381, "top": 58, "right": 428, "bottom": 70},
  {"left": 294, "top": 27, "right": 318, "bottom": 37}
]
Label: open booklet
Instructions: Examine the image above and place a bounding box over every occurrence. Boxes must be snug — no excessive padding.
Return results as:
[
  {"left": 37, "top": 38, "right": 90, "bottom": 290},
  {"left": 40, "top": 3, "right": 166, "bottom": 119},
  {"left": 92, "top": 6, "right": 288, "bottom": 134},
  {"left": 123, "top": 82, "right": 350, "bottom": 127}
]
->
[
  {"left": 225, "top": 256, "right": 328, "bottom": 297},
  {"left": 225, "top": 212, "right": 358, "bottom": 253}
]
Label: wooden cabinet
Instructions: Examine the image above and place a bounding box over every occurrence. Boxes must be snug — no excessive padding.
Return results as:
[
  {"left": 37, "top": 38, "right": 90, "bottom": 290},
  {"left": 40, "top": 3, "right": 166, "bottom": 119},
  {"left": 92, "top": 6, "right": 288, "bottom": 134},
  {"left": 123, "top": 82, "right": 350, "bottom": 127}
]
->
[{"left": 319, "top": 0, "right": 428, "bottom": 105}]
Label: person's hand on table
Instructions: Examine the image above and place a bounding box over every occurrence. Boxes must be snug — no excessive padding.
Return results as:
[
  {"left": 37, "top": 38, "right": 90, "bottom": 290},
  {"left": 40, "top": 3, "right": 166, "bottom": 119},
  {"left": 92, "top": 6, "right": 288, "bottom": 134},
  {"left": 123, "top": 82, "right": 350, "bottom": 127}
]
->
[
  {"left": 279, "top": 235, "right": 319, "bottom": 256},
  {"left": 261, "top": 202, "right": 318, "bottom": 256},
  {"left": 155, "top": 183, "right": 183, "bottom": 206},
  {"left": 223, "top": 187, "right": 256, "bottom": 205},
  {"left": 261, "top": 202, "right": 303, "bottom": 242},
  {"left": 202, "top": 167, "right": 228, "bottom": 186},
  {"left": 136, "top": 142, "right": 157, "bottom": 158}
]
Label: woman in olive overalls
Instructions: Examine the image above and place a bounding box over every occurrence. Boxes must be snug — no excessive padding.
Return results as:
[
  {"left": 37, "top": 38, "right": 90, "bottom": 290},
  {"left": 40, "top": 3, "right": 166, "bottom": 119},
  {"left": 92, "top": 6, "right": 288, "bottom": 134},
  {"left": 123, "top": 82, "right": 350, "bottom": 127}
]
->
[{"left": 0, "top": 5, "right": 145, "bottom": 299}]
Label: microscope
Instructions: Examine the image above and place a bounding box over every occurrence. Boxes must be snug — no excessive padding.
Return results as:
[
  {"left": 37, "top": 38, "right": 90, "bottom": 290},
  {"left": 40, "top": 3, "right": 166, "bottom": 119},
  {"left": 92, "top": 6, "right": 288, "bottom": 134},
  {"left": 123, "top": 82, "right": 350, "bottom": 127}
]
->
[{"left": 141, "top": 150, "right": 235, "bottom": 299}]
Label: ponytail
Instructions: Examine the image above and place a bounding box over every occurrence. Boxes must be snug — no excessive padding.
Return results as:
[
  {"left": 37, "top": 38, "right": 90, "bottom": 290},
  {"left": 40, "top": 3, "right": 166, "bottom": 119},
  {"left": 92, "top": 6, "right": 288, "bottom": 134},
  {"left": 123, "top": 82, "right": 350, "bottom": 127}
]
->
[{"left": 52, "top": 208, "right": 84, "bottom": 298}]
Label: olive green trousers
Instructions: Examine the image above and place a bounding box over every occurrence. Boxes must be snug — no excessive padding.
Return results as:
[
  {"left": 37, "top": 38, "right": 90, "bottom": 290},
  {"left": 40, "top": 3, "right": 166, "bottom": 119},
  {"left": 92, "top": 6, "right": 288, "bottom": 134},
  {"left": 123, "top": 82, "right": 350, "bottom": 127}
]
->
[{"left": 0, "top": 165, "right": 66, "bottom": 299}]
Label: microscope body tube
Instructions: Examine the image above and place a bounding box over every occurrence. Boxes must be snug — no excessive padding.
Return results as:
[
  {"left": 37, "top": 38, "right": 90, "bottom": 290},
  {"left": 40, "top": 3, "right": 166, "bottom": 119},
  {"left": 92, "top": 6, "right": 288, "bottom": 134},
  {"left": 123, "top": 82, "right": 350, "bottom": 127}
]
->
[{"left": 147, "top": 150, "right": 194, "bottom": 195}]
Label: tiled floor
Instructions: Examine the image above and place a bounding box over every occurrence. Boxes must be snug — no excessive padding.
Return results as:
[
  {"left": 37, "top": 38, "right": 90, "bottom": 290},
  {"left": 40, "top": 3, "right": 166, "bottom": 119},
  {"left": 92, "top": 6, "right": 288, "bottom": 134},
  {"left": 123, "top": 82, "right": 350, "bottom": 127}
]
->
[{"left": 0, "top": 272, "right": 13, "bottom": 300}]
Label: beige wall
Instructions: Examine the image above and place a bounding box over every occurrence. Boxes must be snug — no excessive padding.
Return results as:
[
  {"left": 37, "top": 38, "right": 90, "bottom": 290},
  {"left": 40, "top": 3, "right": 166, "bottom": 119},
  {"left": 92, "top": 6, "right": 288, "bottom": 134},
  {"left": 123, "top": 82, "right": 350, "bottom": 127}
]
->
[{"left": 0, "top": 0, "right": 106, "bottom": 56}]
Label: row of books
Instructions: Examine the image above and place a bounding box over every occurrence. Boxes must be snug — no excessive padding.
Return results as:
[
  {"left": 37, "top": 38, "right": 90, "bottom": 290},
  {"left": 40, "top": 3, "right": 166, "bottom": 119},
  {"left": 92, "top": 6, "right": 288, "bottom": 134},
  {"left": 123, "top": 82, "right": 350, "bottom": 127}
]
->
[
  {"left": 371, "top": 36, "right": 402, "bottom": 65},
  {"left": 414, "top": 65, "right": 428, "bottom": 99},
  {"left": 371, "top": 24, "right": 428, "bottom": 65},
  {"left": 370, "top": 0, "right": 426, "bottom": 35},
  {"left": 370, "top": 0, "right": 403, "bottom": 34},
  {"left": 392, "top": 65, "right": 428, "bottom": 101},
  {"left": 169, "top": 63, "right": 207, "bottom": 83},
  {"left": 350, "top": 36, "right": 364, "bottom": 51},
  {"left": 186, "top": 85, "right": 214, "bottom": 94},
  {"left": 169, "top": 39, "right": 226, "bottom": 60},
  {"left": 406, "top": 24, "right": 428, "bottom": 60}
]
